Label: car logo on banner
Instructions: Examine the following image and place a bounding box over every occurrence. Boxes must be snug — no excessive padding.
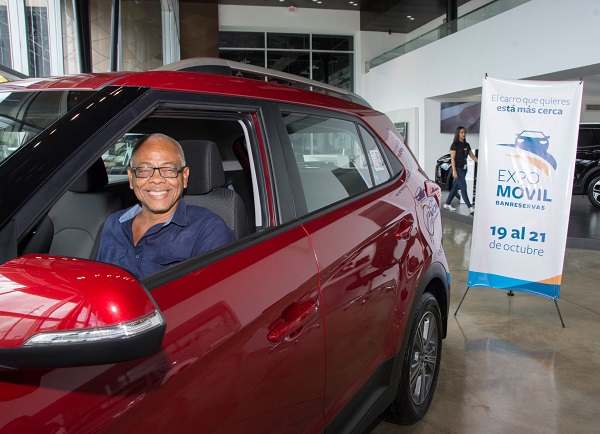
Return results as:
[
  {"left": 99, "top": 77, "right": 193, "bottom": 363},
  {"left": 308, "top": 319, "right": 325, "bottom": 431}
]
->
[{"left": 497, "top": 130, "right": 557, "bottom": 175}]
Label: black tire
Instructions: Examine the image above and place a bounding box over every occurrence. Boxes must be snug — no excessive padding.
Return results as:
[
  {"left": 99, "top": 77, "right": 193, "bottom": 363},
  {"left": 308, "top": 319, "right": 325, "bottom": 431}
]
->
[
  {"left": 587, "top": 175, "right": 600, "bottom": 208},
  {"left": 383, "top": 292, "right": 442, "bottom": 425}
]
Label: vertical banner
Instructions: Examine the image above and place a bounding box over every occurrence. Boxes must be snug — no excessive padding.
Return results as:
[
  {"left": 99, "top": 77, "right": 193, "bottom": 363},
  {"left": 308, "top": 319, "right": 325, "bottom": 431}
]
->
[{"left": 468, "top": 77, "right": 583, "bottom": 299}]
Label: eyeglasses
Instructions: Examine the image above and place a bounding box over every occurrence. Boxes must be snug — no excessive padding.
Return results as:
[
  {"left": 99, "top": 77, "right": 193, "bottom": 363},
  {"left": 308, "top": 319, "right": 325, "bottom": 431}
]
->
[{"left": 130, "top": 166, "right": 185, "bottom": 178}]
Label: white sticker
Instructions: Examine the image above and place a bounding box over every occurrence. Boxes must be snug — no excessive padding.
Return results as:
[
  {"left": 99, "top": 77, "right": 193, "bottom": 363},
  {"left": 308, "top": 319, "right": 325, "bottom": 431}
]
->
[{"left": 369, "top": 149, "right": 385, "bottom": 171}]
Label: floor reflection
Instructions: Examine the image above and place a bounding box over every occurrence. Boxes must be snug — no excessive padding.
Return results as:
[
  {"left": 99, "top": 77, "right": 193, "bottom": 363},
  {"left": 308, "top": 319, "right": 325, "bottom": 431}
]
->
[{"left": 371, "top": 217, "right": 600, "bottom": 434}]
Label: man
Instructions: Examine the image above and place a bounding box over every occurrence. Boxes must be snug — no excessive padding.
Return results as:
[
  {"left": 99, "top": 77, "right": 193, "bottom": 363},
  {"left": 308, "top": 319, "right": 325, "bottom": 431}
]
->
[{"left": 96, "top": 133, "right": 235, "bottom": 279}]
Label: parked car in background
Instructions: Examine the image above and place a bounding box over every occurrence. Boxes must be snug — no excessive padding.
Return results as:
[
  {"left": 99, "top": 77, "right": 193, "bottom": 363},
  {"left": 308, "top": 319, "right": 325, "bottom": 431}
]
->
[
  {"left": 0, "top": 58, "right": 450, "bottom": 433},
  {"left": 435, "top": 123, "right": 600, "bottom": 208},
  {"left": 573, "top": 123, "right": 600, "bottom": 208},
  {"left": 435, "top": 153, "right": 454, "bottom": 190}
]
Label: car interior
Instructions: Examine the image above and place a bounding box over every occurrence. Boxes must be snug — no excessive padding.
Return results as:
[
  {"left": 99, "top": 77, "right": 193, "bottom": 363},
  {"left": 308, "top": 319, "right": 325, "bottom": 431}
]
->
[{"left": 17, "top": 114, "right": 261, "bottom": 263}]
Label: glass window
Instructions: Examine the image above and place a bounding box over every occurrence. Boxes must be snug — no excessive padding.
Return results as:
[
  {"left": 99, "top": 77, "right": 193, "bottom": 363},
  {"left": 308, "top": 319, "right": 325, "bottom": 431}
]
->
[
  {"left": 267, "top": 33, "right": 309, "bottom": 50},
  {"left": 359, "top": 125, "right": 391, "bottom": 185},
  {"left": 267, "top": 51, "right": 310, "bottom": 78},
  {"left": 311, "top": 52, "right": 352, "bottom": 90},
  {"left": 220, "top": 31, "right": 265, "bottom": 49},
  {"left": 219, "top": 50, "right": 265, "bottom": 68},
  {"left": 312, "top": 35, "right": 353, "bottom": 51},
  {"left": 219, "top": 32, "right": 354, "bottom": 91},
  {"left": 284, "top": 112, "right": 371, "bottom": 213},
  {"left": 577, "top": 127, "right": 600, "bottom": 150}
]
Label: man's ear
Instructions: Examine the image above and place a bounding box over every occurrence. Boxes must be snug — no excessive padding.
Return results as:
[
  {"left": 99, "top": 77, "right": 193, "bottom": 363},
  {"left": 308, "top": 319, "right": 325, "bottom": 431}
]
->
[
  {"left": 127, "top": 167, "right": 134, "bottom": 189},
  {"left": 182, "top": 166, "right": 190, "bottom": 189}
]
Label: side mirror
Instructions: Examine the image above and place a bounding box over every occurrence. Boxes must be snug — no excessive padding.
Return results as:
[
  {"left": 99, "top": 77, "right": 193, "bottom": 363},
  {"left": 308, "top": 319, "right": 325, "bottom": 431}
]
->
[{"left": 0, "top": 254, "right": 166, "bottom": 370}]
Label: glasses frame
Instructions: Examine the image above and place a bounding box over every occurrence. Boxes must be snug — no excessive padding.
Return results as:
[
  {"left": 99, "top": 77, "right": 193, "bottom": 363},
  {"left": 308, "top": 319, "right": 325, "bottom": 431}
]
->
[{"left": 130, "top": 166, "right": 186, "bottom": 179}]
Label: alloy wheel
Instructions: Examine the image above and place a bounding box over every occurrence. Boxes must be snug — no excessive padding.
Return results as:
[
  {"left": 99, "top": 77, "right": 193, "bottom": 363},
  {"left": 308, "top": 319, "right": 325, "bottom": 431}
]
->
[{"left": 409, "top": 311, "right": 439, "bottom": 406}]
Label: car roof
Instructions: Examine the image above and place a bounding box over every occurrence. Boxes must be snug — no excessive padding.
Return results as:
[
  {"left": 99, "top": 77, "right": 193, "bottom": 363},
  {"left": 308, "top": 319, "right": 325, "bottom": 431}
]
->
[{"left": 0, "top": 70, "right": 372, "bottom": 115}]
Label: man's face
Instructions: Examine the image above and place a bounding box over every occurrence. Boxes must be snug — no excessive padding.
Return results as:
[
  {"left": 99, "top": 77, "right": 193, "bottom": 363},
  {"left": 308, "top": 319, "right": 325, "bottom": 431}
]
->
[{"left": 127, "top": 137, "right": 189, "bottom": 217}]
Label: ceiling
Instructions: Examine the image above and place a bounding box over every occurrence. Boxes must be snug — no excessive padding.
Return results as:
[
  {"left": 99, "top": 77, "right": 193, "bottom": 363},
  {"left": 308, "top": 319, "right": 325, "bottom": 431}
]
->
[{"left": 213, "top": 0, "right": 472, "bottom": 33}]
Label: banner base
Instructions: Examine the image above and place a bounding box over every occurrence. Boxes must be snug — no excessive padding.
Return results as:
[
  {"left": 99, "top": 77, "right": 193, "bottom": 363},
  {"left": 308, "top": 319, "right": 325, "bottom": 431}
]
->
[{"left": 454, "top": 286, "right": 566, "bottom": 328}]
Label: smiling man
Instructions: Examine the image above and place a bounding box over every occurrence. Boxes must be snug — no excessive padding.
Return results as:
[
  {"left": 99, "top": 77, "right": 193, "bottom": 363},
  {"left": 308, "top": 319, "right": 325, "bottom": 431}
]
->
[{"left": 96, "top": 133, "right": 235, "bottom": 279}]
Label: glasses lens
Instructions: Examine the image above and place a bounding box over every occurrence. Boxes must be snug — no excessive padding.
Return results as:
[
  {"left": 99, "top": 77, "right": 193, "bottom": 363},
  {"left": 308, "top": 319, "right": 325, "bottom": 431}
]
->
[
  {"left": 159, "top": 167, "right": 179, "bottom": 178},
  {"left": 135, "top": 167, "right": 154, "bottom": 178},
  {"left": 133, "top": 167, "right": 181, "bottom": 178}
]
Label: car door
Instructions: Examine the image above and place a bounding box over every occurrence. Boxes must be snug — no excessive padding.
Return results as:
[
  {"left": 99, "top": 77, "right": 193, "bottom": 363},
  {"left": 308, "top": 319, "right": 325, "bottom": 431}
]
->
[
  {"left": 275, "top": 107, "right": 427, "bottom": 426},
  {"left": 0, "top": 91, "right": 327, "bottom": 433}
]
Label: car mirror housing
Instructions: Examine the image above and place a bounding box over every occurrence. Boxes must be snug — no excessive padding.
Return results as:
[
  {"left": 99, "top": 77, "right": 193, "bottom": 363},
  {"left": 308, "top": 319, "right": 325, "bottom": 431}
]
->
[{"left": 0, "top": 254, "right": 166, "bottom": 370}]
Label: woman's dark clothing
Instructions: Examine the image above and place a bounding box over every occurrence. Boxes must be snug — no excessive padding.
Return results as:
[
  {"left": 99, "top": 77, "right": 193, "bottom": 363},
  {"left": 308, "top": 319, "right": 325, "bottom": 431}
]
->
[
  {"left": 445, "top": 140, "right": 473, "bottom": 208},
  {"left": 451, "top": 140, "right": 471, "bottom": 170}
]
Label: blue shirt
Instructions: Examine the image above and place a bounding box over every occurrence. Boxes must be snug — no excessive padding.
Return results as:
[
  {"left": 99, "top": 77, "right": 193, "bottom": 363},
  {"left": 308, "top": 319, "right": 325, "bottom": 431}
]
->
[{"left": 96, "top": 199, "right": 235, "bottom": 279}]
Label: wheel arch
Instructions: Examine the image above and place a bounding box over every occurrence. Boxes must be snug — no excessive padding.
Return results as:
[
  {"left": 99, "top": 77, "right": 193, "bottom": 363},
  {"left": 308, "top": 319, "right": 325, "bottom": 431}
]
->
[{"left": 416, "top": 261, "right": 450, "bottom": 338}]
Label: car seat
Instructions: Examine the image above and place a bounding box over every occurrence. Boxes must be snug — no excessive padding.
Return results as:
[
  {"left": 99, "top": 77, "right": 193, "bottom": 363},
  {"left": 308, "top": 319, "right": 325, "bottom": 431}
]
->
[
  {"left": 23, "top": 158, "right": 122, "bottom": 259},
  {"left": 180, "top": 140, "right": 248, "bottom": 239}
]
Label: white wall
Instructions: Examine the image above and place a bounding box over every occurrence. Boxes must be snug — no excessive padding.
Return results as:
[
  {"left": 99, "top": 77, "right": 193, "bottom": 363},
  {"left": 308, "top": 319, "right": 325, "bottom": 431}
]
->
[{"left": 363, "top": 0, "right": 600, "bottom": 178}]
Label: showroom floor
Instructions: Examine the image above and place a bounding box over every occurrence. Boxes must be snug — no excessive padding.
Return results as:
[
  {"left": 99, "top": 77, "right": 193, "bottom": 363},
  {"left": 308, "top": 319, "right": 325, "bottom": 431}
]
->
[{"left": 369, "top": 196, "right": 600, "bottom": 433}]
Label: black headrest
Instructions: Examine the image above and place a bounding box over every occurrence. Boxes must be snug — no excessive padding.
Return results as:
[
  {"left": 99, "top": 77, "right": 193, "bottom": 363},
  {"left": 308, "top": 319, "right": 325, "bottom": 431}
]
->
[
  {"left": 179, "top": 140, "right": 225, "bottom": 194},
  {"left": 69, "top": 159, "right": 108, "bottom": 193}
]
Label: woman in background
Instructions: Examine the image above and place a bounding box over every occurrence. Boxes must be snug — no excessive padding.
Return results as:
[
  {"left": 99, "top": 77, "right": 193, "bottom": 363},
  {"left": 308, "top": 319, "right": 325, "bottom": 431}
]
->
[{"left": 443, "top": 126, "right": 478, "bottom": 214}]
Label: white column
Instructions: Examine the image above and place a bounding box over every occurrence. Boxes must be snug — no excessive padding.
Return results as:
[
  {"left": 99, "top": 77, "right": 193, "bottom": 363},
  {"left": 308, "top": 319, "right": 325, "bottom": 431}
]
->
[
  {"left": 7, "top": 0, "right": 28, "bottom": 75},
  {"left": 161, "top": 0, "right": 180, "bottom": 66},
  {"left": 47, "top": 0, "right": 63, "bottom": 75}
]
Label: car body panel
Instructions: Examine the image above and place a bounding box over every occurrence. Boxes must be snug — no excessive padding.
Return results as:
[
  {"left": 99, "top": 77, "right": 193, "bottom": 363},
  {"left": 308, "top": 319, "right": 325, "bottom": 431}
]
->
[{"left": 0, "top": 226, "right": 326, "bottom": 433}]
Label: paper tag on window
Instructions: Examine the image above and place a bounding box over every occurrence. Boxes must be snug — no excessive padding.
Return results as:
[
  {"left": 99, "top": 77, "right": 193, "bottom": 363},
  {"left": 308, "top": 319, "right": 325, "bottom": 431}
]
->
[{"left": 369, "top": 149, "right": 385, "bottom": 171}]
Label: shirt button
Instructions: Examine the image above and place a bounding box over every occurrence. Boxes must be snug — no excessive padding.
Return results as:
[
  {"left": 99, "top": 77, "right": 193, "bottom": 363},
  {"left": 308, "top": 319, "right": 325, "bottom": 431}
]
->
[{"left": 135, "top": 255, "right": 140, "bottom": 259}]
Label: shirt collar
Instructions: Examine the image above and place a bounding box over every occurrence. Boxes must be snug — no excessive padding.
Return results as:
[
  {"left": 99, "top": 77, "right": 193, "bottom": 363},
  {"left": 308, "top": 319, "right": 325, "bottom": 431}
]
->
[{"left": 118, "top": 198, "right": 188, "bottom": 227}]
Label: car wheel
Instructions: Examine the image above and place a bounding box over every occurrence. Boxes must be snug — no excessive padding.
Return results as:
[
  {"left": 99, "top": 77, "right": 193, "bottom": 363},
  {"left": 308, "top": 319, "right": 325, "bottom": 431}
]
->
[
  {"left": 587, "top": 175, "right": 600, "bottom": 208},
  {"left": 383, "top": 292, "right": 442, "bottom": 425}
]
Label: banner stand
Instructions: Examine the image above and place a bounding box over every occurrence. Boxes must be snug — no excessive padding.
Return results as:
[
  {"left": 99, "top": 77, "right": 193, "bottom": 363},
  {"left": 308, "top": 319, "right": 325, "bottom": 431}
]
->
[{"left": 454, "top": 287, "right": 566, "bottom": 328}]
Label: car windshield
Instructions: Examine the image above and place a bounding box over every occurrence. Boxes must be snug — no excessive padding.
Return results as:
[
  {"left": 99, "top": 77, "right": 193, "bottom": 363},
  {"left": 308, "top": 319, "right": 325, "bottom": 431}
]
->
[
  {"left": 0, "top": 89, "right": 93, "bottom": 163},
  {"left": 520, "top": 131, "right": 546, "bottom": 139}
]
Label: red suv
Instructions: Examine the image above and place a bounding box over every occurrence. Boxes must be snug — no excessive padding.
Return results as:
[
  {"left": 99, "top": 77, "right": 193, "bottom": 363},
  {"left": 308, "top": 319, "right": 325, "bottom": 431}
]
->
[{"left": 0, "top": 59, "right": 449, "bottom": 433}]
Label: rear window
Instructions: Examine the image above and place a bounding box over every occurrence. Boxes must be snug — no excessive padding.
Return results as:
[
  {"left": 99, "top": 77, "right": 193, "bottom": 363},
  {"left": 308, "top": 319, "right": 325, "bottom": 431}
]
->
[
  {"left": 283, "top": 112, "right": 396, "bottom": 214},
  {"left": 577, "top": 125, "right": 600, "bottom": 149}
]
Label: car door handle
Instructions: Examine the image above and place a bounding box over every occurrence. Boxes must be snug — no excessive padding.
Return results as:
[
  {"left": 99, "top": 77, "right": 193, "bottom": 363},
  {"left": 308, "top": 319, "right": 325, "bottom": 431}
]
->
[
  {"left": 395, "top": 214, "right": 415, "bottom": 240},
  {"left": 268, "top": 299, "right": 319, "bottom": 343}
]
